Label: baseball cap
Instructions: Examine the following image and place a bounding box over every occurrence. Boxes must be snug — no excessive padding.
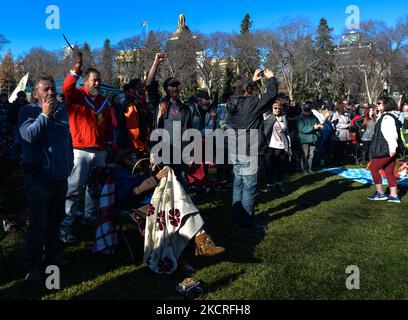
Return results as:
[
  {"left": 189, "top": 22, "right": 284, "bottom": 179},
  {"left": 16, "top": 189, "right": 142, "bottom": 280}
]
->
[
  {"left": 164, "top": 77, "right": 181, "bottom": 87},
  {"left": 196, "top": 91, "right": 210, "bottom": 100},
  {"left": 303, "top": 104, "right": 312, "bottom": 112}
]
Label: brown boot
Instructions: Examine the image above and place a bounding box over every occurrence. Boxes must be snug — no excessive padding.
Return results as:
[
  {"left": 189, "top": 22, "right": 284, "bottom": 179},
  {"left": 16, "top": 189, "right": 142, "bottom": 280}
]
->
[{"left": 194, "top": 232, "right": 225, "bottom": 256}]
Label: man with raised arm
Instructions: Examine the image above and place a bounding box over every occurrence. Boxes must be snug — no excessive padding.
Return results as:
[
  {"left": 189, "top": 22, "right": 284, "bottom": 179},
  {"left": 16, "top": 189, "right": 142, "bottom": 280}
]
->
[{"left": 60, "top": 50, "right": 114, "bottom": 243}]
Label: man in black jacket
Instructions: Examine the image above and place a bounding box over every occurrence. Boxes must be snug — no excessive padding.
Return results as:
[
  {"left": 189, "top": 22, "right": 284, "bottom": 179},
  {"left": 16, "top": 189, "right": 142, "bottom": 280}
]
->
[{"left": 227, "top": 68, "right": 278, "bottom": 232}]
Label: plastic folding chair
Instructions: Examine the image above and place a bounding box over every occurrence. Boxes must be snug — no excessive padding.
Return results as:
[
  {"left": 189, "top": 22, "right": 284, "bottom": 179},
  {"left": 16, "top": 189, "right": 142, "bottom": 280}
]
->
[{"left": 117, "top": 205, "right": 148, "bottom": 262}]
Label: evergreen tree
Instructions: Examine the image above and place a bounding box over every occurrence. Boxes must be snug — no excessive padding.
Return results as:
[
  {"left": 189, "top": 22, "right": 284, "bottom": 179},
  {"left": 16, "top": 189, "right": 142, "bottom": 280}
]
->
[
  {"left": 101, "top": 39, "right": 113, "bottom": 85},
  {"left": 0, "top": 34, "right": 9, "bottom": 53},
  {"left": 240, "top": 13, "right": 253, "bottom": 35},
  {"left": 82, "top": 42, "right": 95, "bottom": 71},
  {"left": 0, "top": 50, "right": 16, "bottom": 95},
  {"left": 237, "top": 14, "right": 259, "bottom": 78},
  {"left": 314, "top": 18, "right": 335, "bottom": 99}
]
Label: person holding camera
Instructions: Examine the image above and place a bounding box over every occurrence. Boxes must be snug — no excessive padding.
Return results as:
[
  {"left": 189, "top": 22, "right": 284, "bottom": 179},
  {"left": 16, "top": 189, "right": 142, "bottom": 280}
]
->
[
  {"left": 18, "top": 76, "right": 73, "bottom": 282},
  {"left": 227, "top": 68, "right": 278, "bottom": 233}
]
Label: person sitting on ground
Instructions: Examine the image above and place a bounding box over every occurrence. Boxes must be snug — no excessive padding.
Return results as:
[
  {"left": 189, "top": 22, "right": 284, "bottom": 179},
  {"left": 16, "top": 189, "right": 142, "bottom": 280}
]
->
[{"left": 90, "top": 150, "right": 225, "bottom": 274}]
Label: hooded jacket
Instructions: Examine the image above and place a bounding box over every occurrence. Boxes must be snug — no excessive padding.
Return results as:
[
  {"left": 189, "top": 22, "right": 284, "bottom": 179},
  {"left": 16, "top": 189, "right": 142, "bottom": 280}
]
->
[{"left": 227, "top": 77, "right": 278, "bottom": 155}]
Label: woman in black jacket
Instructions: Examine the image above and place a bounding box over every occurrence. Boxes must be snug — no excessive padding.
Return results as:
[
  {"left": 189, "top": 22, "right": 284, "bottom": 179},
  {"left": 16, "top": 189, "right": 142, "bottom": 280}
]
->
[{"left": 263, "top": 101, "right": 291, "bottom": 193}]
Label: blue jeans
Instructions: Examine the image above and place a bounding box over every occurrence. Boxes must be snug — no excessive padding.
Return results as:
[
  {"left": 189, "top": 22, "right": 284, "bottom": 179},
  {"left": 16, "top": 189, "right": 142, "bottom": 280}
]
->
[{"left": 232, "top": 156, "right": 258, "bottom": 227}]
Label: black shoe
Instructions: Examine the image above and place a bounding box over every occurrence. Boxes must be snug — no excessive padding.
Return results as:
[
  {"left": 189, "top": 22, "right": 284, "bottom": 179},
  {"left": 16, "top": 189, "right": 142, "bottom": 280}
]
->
[
  {"left": 59, "top": 230, "right": 79, "bottom": 244},
  {"left": 275, "top": 184, "right": 286, "bottom": 194},
  {"left": 25, "top": 269, "right": 41, "bottom": 283}
]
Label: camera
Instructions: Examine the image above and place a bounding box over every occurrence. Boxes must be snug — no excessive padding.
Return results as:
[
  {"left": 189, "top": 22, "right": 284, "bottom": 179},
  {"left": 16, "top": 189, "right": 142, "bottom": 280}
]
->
[{"left": 257, "top": 70, "right": 265, "bottom": 78}]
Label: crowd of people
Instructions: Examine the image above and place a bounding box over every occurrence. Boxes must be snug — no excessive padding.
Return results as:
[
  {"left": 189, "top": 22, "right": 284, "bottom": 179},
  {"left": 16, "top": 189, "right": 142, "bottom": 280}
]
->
[{"left": 0, "top": 49, "right": 407, "bottom": 282}]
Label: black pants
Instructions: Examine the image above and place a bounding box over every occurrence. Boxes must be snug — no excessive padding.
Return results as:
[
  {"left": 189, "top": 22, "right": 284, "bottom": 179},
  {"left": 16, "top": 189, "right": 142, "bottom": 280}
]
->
[
  {"left": 264, "top": 148, "right": 286, "bottom": 185},
  {"left": 24, "top": 173, "right": 67, "bottom": 273},
  {"left": 334, "top": 141, "right": 348, "bottom": 164},
  {"left": 362, "top": 140, "right": 371, "bottom": 164}
]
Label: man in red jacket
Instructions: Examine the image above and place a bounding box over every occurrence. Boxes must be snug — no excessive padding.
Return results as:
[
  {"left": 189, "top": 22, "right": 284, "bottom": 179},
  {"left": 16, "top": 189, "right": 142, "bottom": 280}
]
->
[{"left": 60, "top": 50, "right": 113, "bottom": 243}]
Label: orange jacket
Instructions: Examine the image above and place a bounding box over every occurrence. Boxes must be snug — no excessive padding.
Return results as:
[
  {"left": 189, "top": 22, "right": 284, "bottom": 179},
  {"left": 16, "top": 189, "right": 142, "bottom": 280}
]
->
[
  {"left": 123, "top": 93, "right": 151, "bottom": 153},
  {"left": 62, "top": 72, "right": 113, "bottom": 149}
]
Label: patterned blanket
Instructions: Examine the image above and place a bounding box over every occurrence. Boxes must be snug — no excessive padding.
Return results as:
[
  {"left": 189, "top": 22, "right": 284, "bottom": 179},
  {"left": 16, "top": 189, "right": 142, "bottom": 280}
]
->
[
  {"left": 144, "top": 167, "right": 204, "bottom": 274},
  {"left": 91, "top": 174, "right": 119, "bottom": 253}
]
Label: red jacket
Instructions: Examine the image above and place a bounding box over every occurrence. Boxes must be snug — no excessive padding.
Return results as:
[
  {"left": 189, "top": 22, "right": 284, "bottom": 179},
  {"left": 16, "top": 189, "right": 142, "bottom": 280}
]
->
[{"left": 62, "top": 72, "right": 113, "bottom": 149}]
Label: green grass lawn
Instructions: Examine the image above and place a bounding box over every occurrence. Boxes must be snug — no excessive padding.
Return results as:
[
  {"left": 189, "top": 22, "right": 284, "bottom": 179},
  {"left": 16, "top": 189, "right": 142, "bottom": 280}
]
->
[{"left": 1, "top": 168, "right": 407, "bottom": 300}]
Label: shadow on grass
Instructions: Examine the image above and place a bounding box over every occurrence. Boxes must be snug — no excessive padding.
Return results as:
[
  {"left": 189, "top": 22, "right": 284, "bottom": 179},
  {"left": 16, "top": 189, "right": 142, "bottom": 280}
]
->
[
  {"left": 0, "top": 225, "right": 147, "bottom": 299},
  {"left": 70, "top": 264, "right": 246, "bottom": 300},
  {"left": 263, "top": 178, "right": 369, "bottom": 222}
]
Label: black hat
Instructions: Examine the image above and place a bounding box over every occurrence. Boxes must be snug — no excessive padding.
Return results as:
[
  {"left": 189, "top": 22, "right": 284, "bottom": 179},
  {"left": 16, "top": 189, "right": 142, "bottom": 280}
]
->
[
  {"left": 163, "top": 77, "right": 181, "bottom": 88},
  {"left": 303, "top": 104, "right": 312, "bottom": 112},
  {"left": 196, "top": 90, "right": 210, "bottom": 100},
  {"left": 277, "top": 93, "right": 289, "bottom": 100}
]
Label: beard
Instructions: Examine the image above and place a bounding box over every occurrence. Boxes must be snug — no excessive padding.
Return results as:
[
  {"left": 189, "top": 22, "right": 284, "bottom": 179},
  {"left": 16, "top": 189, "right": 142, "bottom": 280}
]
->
[{"left": 87, "top": 86, "right": 100, "bottom": 97}]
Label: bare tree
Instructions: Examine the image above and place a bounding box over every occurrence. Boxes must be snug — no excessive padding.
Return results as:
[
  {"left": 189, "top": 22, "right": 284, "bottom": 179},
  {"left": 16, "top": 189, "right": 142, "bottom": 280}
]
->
[
  {"left": 263, "top": 18, "right": 314, "bottom": 101},
  {"left": 115, "top": 35, "right": 146, "bottom": 83},
  {"left": 359, "top": 18, "right": 408, "bottom": 99},
  {"left": 231, "top": 32, "right": 260, "bottom": 78},
  {"left": 196, "top": 32, "right": 230, "bottom": 95},
  {"left": 166, "top": 31, "right": 200, "bottom": 97},
  {"left": 17, "top": 48, "right": 60, "bottom": 86}
]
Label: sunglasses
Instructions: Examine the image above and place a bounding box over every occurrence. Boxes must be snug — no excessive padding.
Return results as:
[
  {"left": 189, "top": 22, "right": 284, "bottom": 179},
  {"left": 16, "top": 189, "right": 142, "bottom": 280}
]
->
[{"left": 273, "top": 107, "right": 283, "bottom": 110}]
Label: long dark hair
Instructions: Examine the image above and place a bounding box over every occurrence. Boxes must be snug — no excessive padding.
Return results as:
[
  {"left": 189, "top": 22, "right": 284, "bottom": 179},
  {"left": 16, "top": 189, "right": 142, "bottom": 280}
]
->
[
  {"left": 377, "top": 96, "right": 398, "bottom": 112},
  {"left": 363, "top": 105, "right": 376, "bottom": 126}
]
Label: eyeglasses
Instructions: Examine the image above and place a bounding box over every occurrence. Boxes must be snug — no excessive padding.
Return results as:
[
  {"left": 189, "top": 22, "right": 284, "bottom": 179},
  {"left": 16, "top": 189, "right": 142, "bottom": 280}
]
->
[{"left": 273, "top": 108, "right": 283, "bottom": 110}]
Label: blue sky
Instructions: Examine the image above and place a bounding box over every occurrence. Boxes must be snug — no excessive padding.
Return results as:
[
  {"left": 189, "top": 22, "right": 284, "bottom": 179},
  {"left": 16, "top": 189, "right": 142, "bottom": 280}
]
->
[{"left": 0, "top": 0, "right": 406, "bottom": 58}]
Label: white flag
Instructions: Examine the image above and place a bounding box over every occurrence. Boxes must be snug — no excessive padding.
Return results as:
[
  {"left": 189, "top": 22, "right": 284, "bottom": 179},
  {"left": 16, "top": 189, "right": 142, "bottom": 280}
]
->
[{"left": 8, "top": 72, "right": 29, "bottom": 103}]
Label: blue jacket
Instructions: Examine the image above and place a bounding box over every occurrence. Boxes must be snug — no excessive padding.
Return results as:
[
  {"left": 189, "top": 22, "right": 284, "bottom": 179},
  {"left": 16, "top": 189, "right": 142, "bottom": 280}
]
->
[{"left": 18, "top": 102, "right": 73, "bottom": 180}]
